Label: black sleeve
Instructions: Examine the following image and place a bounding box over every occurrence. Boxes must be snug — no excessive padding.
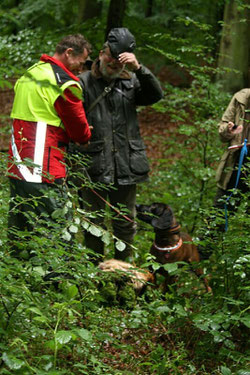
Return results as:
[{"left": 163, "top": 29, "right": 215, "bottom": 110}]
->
[{"left": 134, "top": 65, "right": 164, "bottom": 106}]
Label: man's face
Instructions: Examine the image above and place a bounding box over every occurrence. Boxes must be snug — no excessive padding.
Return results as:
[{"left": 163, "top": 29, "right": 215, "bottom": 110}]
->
[
  {"left": 64, "top": 48, "right": 89, "bottom": 74},
  {"left": 99, "top": 47, "right": 125, "bottom": 79}
]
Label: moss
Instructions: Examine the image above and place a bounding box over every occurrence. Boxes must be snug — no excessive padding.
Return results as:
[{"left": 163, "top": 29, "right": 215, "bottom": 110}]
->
[
  {"left": 99, "top": 280, "right": 118, "bottom": 305},
  {"left": 118, "top": 283, "right": 136, "bottom": 310},
  {"left": 99, "top": 271, "right": 137, "bottom": 309}
]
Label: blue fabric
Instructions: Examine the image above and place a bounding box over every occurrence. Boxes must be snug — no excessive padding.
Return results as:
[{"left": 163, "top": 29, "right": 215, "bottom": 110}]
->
[{"left": 224, "top": 139, "right": 248, "bottom": 231}]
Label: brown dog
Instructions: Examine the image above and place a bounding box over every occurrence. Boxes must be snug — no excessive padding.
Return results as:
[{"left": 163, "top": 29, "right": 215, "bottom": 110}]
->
[
  {"left": 136, "top": 203, "right": 211, "bottom": 293},
  {"left": 98, "top": 259, "right": 154, "bottom": 293}
]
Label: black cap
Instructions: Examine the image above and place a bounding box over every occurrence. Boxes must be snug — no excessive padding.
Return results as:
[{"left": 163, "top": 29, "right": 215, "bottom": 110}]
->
[{"left": 107, "top": 28, "right": 136, "bottom": 58}]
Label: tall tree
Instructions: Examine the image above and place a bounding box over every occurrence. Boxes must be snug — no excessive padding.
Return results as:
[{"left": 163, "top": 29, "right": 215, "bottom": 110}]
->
[
  {"left": 105, "top": 0, "right": 126, "bottom": 39},
  {"left": 217, "top": 0, "right": 250, "bottom": 92}
]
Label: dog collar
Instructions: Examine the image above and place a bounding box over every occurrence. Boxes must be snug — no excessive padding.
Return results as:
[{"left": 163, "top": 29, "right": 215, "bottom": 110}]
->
[
  {"left": 153, "top": 238, "right": 183, "bottom": 253},
  {"left": 168, "top": 224, "right": 181, "bottom": 234}
]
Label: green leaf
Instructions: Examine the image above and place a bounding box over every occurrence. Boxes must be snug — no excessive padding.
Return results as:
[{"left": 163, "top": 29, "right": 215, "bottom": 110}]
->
[
  {"left": 211, "top": 322, "right": 220, "bottom": 330},
  {"left": 34, "top": 316, "right": 49, "bottom": 324},
  {"left": 81, "top": 220, "right": 89, "bottom": 230},
  {"left": 62, "top": 230, "right": 71, "bottom": 241},
  {"left": 75, "top": 328, "right": 92, "bottom": 342},
  {"left": 89, "top": 225, "right": 102, "bottom": 237},
  {"left": 45, "top": 340, "right": 57, "bottom": 350},
  {"left": 28, "top": 307, "right": 43, "bottom": 315},
  {"left": 2, "top": 352, "right": 25, "bottom": 370},
  {"left": 51, "top": 208, "right": 64, "bottom": 219},
  {"left": 220, "top": 366, "right": 232, "bottom": 375},
  {"left": 152, "top": 263, "right": 161, "bottom": 271},
  {"left": 101, "top": 232, "right": 111, "bottom": 245},
  {"left": 224, "top": 339, "right": 235, "bottom": 349},
  {"left": 156, "top": 305, "right": 171, "bottom": 313},
  {"left": 32, "top": 266, "right": 46, "bottom": 276},
  {"left": 55, "top": 330, "right": 72, "bottom": 344},
  {"left": 115, "top": 240, "right": 126, "bottom": 251},
  {"left": 65, "top": 285, "right": 78, "bottom": 299},
  {"left": 68, "top": 224, "right": 78, "bottom": 233},
  {"left": 44, "top": 361, "right": 53, "bottom": 371},
  {"left": 174, "top": 304, "right": 187, "bottom": 316},
  {"left": 163, "top": 263, "right": 178, "bottom": 273},
  {"left": 240, "top": 317, "right": 250, "bottom": 328},
  {"left": 74, "top": 217, "right": 80, "bottom": 225}
]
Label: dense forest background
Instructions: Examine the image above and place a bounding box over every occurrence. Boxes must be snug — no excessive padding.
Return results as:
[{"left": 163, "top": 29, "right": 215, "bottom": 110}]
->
[{"left": 0, "top": 0, "right": 249, "bottom": 374}]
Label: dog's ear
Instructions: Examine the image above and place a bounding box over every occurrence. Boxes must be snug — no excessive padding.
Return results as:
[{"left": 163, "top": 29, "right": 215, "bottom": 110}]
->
[
  {"left": 136, "top": 203, "right": 174, "bottom": 229},
  {"left": 151, "top": 202, "right": 166, "bottom": 216},
  {"left": 136, "top": 204, "right": 154, "bottom": 224},
  {"left": 151, "top": 206, "right": 173, "bottom": 230}
]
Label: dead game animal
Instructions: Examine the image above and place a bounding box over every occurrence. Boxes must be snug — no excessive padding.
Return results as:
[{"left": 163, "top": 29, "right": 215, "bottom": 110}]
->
[{"left": 98, "top": 259, "right": 154, "bottom": 293}]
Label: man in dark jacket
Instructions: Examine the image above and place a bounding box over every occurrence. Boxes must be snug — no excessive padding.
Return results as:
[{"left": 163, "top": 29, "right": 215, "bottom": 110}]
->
[{"left": 76, "top": 28, "right": 163, "bottom": 261}]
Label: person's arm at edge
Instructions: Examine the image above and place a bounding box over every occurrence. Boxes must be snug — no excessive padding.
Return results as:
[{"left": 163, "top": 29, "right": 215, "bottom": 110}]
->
[{"left": 218, "top": 95, "right": 242, "bottom": 142}]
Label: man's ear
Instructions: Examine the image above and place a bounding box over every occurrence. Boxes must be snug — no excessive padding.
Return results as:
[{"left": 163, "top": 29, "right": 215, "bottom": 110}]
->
[{"left": 65, "top": 47, "right": 73, "bottom": 57}]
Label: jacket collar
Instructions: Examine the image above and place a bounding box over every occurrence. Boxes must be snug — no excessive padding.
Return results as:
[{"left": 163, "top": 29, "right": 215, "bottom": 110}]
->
[
  {"left": 235, "top": 88, "right": 250, "bottom": 107},
  {"left": 40, "top": 54, "right": 80, "bottom": 81},
  {"left": 90, "top": 58, "right": 132, "bottom": 80}
]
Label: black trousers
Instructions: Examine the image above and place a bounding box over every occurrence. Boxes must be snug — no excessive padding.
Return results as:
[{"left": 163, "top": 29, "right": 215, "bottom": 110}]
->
[{"left": 8, "top": 178, "right": 69, "bottom": 258}]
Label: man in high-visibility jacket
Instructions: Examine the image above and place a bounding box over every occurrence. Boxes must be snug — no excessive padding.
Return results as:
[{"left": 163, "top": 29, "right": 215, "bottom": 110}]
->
[{"left": 7, "top": 34, "right": 92, "bottom": 258}]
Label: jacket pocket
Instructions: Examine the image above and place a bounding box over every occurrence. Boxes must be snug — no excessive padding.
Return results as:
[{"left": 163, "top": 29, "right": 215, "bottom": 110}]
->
[
  {"left": 129, "top": 140, "right": 150, "bottom": 175},
  {"left": 119, "top": 80, "right": 135, "bottom": 101},
  {"left": 83, "top": 140, "right": 105, "bottom": 175}
]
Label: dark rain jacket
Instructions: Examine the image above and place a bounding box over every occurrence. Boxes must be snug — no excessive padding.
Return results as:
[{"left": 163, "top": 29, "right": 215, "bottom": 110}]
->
[{"left": 78, "top": 60, "right": 163, "bottom": 185}]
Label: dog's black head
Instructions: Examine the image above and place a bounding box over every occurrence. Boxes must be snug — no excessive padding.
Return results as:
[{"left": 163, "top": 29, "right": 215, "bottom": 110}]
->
[{"left": 136, "top": 203, "right": 174, "bottom": 230}]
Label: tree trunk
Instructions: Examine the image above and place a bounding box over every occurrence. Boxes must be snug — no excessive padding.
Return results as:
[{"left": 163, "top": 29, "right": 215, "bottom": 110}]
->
[
  {"left": 145, "top": 0, "right": 153, "bottom": 17},
  {"left": 217, "top": 0, "right": 250, "bottom": 92},
  {"left": 105, "top": 0, "right": 126, "bottom": 40},
  {"left": 77, "top": 0, "right": 102, "bottom": 23}
]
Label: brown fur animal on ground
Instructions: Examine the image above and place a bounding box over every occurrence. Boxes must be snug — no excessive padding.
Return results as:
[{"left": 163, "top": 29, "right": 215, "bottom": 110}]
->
[
  {"left": 98, "top": 259, "right": 154, "bottom": 293},
  {"left": 136, "top": 202, "right": 212, "bottom": 293}
]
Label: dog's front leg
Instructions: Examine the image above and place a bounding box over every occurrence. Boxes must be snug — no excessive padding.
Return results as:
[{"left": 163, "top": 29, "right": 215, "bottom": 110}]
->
[{"left": 194, "top": 267, "right": 212, "bottom": 294}]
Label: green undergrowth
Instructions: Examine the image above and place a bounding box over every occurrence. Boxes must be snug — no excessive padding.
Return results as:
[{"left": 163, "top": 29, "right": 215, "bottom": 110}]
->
[{"left": 0, "top": 63, "right": 249, "bottom": 375}]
